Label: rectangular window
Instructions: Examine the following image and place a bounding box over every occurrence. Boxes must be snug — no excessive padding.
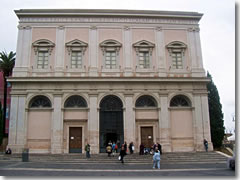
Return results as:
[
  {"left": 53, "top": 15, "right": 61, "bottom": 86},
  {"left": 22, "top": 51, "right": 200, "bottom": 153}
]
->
[
  {"left": 139, "top": 52, "right": 150, "bottom": 69},
  {"left": 105, "top": 51, "right": 116, "bottom": 69},
  {"left": 71, "top": 51, "right": 82, "bottom": 68},
  {"left": 37, "top": 51, "right": 49, "bottom": 69},
  {"left": 172, "top": 52, "right": 183, "bottom": 69}
]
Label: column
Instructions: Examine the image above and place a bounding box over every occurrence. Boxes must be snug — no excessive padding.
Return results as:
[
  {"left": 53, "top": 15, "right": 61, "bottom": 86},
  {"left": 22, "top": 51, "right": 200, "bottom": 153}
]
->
[
  {"left": 89, "top": 26, "right": 98, "bottom": 76},
  {"left": 8, "top": 95, "right": 27, "bottom": 153},
  {"left": 55, "top": 26, "right": 65, "bottom": 76},
  {"left": 123, "top": 27, "right": 133, "bottom": 76},
  {"left": 159, "top": 94, "right": 171, "bottom": 152},
  {"left": 88, "top": 94, "right": 99, "bottom": 154},
  {"left": 124, "top": 94, "right": 135, "bottom": 143},
  {"left": 155, "top": 27, "right": 166, "bottom": 76},
  {"left": 51, "top": 94, "right": 63, "bottom": 154}
]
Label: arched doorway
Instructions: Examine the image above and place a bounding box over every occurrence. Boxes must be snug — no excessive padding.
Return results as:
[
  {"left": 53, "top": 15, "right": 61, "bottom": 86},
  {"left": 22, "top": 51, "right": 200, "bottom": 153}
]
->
[{"left": 99, "top": 95, "right": 124, "bottom": 153}]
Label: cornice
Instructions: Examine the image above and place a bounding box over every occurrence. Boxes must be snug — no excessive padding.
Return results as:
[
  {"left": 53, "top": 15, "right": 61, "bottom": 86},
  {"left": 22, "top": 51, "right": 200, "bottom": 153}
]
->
[
  {"left": 8, "top": 76, "right": 210, "bottom": 83},
  {"left": 15, "top": 9, "right": 203, "bottom": 19},
  {"left": 14, "top": 9, "right": 203, "bottom": 25}
]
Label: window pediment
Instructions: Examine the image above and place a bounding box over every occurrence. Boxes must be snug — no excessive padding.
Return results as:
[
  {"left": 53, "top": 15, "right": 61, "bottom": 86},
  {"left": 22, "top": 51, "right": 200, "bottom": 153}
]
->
[
  {"left": 32, "top": 39, "right": 55, "bottom": 55},
  {"left": 66, "top": 39, "right": 88, "bottom": 55},
  {"left": 100, "top": 39, "right": 122, "bottom": 55},
  {"left": 133, "top": 40, "right": 155, "bottom": 56},
  {"left": 166, "top": 41, "right": 187, "bottom": 52}
]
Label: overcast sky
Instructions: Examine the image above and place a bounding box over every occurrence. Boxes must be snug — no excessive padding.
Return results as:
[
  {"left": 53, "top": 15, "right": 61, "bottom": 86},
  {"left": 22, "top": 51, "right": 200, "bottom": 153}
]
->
[{"left": 0, "top": 0, "right": 235, "bottom": 133}]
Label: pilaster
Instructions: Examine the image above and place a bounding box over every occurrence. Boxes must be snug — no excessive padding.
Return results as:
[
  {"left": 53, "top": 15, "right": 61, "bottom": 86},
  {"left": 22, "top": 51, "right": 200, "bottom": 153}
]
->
[
  {"left": 54, "top": 26, "right": 65, "bottom": 76},
  {"left": 89, "top": 26, "right": 98, "bottom": 76},
  {"left": 88, "top": 93, "right": 99, "bottom": 153},
  {"left": 13, "top": 26, "right": 32, "bottom": 77},
  {"left": 124, "top": 93, "right": 135, "bottom": 143},
  {"left": 51, "top": 94, "right": 63, "bottom": 154},
  {"left": 155, "top": 27, "right": 167, "bottom": 76},
  {"left": 159, "top": 94, "right": 171, "bottom": 152},
  {"left": 123, "top": 26, "right": 133, "bottom": 76},
  {"left": 8, "top": 95, "right": 27, "bottom": 153}
]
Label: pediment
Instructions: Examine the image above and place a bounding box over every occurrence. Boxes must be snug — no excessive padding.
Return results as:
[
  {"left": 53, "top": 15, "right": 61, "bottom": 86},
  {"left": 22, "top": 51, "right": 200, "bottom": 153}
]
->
[
  {"left": 100, "top": 39, "right": 122, "bottom": 47},
  {"left": 32, "top": 39, "right": 55, "bottom": 47},
  {"left": 66, "top": 39, "right": 88, "bottom": 47},
  {"left": 133, "top": 40, "right": 155, "bottom": 48},
  {"left": 166, "top": 41, "right": 187, "bottom": 49}
]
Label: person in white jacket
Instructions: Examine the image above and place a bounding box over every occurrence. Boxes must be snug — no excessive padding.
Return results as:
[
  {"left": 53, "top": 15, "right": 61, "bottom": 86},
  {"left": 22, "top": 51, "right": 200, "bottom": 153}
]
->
[{"left": 153, "top": 147, "right": 161, "bottom": 169}]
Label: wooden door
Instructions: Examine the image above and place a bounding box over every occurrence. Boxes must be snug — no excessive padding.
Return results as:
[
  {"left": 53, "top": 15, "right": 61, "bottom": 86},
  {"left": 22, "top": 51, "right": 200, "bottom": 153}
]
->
[
  {"left": 141, "top": 127, "right": 153, "bottom": 148},
  {"left": 69, "top": 127, "right": 82, "bottom": 153}
]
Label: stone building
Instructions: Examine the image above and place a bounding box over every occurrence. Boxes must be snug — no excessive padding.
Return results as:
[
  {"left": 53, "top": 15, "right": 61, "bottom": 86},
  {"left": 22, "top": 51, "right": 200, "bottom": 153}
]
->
[{"left": 8, "top": 9, "right": 213, "bottom": 154}]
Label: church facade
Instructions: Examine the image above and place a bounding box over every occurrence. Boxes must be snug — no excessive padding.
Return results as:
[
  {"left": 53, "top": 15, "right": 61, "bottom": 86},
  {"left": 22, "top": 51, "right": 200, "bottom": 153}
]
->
[{"left": 8, "top": 9, "right": 213, "bottom": 154}]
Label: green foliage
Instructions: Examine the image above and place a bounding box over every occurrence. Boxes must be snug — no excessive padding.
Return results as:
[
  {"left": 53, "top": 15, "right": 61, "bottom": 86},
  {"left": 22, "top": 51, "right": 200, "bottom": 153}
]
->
[
  {"left": 0, "top": 51, "right": 16, "bottom": 76},
  {"left": 207, "top": 72, "right": 225, "bottom": 148}
]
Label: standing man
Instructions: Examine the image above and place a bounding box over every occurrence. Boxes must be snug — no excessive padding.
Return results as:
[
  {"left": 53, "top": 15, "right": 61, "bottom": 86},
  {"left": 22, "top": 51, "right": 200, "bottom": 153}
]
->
[
  {"left": 203, "top": 139, "right": 208, "bottom": 152},
  {"left": 85, "top": 143, "right": 90, "bottom": 158}
]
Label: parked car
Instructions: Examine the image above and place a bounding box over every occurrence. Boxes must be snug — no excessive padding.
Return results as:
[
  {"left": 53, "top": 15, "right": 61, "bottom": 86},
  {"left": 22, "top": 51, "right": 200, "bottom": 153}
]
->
[{"left": 227, "top": 154, "right": 235, "bottom": 170}]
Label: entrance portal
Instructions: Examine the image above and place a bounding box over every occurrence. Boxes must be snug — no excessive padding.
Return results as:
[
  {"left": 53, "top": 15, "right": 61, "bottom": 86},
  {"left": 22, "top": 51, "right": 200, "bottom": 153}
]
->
[
  {"left": 99, "top": 95, "right": 124, "bottom": 153},
  {"left": 69, "top": 127, "right": 82, "bottom": 153},
  {"left": 141, "top": 127, "right": 153, "bottom": 148}
]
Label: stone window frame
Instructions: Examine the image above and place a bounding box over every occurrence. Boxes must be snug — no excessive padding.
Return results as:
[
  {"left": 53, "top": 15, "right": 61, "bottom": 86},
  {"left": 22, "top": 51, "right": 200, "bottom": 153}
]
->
[
  {"left": 170, "top": 95, "right": 191, "bottom": 107},
  {"left": 64, "top": 95, "right": 88, "bottom": 108},
  {"left": 135, "top": 95, "right": 158, "bottom": 108},
  {"left": 32, "top": 39, "right": 55, "bottom": 70},
  {"left": 29, "top": 95, "right": 52, "bottom": 109},
  {"left": 65, "top": 39, "right": 88, "bottom": 71},
  {"left": 166, "top": 41, "right": 187, "bottom": 70},
  {"left": 133, "top": 40, "right": 155, "bottom": 70},
  {"left": 99, "top": 39, "right": 122, "bottom": 71}
]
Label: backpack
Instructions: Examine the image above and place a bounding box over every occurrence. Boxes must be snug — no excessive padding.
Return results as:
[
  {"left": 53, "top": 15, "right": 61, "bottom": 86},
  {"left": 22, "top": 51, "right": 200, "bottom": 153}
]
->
[{"left": 115, "top": 144, "right": 118, "bottom": 150}]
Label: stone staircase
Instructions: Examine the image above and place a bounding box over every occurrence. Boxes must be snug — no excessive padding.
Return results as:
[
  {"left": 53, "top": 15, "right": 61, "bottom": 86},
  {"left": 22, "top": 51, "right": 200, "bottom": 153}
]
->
[{"left": 0, "top": 151, "right": 228, "bottom": 164}]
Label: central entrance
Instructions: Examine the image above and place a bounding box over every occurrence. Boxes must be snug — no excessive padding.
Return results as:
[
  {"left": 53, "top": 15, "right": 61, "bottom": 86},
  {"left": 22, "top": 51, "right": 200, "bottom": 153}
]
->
[{"left": 99, "top": 95, "right": 124, "bottom": 153}]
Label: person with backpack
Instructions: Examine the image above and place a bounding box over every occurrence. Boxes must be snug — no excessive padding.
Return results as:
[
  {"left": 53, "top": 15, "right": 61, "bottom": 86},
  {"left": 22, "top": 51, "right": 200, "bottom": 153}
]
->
[
  {"left": 152, "top": 147, "right": 161, "bottom": 169},
  {"left": 85, "top": 143, "right": 90, "bottom": 158}
]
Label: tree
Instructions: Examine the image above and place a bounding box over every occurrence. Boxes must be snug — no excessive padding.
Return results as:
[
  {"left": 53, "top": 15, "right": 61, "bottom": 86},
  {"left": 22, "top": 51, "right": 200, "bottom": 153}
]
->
[
  {"left": 207, "top": 71, "right": 225, "bottom": 148},
  {"left": 0, "top": 51, "right": 15, "bottom": 137}
]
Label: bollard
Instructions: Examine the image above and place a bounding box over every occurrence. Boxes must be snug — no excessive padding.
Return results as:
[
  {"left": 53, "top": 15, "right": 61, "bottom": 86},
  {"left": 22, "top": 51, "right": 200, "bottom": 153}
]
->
[{"left": 22, "top": 148, "right": 29, "bottom": 162}]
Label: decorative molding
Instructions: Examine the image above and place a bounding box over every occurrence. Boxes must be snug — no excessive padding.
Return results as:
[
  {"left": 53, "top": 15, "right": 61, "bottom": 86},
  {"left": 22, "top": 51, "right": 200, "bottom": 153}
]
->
[
  {"left": 188, "top": 27, "right": 200, "bottom": 32},
  {"left": 155, "top": 26, "right": 162, "bottom": 31},
  {"left": 57, "top": 25, "right": 65, "bottom": 30},
  {"left": 17, "top": 25, "right": 32, "bottom": 30},
  {"left": 19, "top": 17, "right": 199, "bottom": 25},
  {"left": 123, "top": 26, "right": 130, "bottom": 30},
  {"left": 90, "top": 25, "right": 97, "bottom": 30}
]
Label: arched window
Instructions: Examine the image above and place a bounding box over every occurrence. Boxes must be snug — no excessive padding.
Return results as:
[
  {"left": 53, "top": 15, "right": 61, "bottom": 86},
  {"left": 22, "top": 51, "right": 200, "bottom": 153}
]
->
[
  {"left": 135, "top": 95, "right": 157, "bottom": 107},
  {"left": 170, "top": 95, "right": 191, "bottom": 107},
  {"left": 100, "top": 95, "right": 123, "bottom": 111},
  {"left": 29, "top": 95, "right": 52, "bottom": 108},
  {"left": 64, "top": 95, "right": 87, "bottom": 108}
]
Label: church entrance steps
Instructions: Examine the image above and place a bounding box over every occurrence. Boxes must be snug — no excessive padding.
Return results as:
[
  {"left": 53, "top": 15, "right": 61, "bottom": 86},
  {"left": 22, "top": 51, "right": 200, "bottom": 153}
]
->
[{"left": 0, "top": 151, "right": 227, "bottom": 164}]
